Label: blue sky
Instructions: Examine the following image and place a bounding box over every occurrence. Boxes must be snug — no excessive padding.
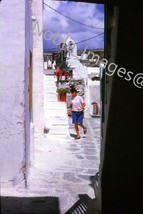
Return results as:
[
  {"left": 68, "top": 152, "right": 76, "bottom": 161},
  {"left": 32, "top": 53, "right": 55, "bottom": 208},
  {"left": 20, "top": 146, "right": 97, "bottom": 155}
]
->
[{"left": 43, "top": 0, "right": 104, "bottom": 51}]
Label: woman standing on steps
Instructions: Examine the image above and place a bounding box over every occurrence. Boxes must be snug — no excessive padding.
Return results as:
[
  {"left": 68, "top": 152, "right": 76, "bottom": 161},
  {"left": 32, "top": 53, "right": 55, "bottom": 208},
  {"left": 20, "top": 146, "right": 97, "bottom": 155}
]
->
[{"left": 69, "top": 88, "right": 87, "bottom": 139}]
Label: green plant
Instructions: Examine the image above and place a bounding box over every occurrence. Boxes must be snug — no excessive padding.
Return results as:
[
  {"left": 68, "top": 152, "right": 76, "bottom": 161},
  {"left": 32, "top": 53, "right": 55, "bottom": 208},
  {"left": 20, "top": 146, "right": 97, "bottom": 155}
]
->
[
  {"left": 55, "top": 57, "right": 62, "bottom": 67},
  {"left": 57, "top": 88, "right": 69, "bottom": 94}
]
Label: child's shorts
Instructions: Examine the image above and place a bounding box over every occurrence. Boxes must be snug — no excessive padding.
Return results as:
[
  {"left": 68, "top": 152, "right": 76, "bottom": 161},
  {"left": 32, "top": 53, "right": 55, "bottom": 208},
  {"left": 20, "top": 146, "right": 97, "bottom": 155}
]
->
[{"left": 72, "top": 111, "right": 83, "bottom": 124}]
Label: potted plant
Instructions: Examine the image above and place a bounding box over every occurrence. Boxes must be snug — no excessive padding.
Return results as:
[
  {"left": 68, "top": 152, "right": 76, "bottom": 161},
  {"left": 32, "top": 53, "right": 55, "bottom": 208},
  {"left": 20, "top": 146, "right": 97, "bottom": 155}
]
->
[{"left": 57, "top": 88, "right": 69, "bottom": 102}]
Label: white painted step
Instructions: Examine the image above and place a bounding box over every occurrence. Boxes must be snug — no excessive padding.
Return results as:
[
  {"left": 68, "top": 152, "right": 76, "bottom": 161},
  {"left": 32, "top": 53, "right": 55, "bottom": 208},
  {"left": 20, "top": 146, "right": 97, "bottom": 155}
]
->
[
  {"left": 45, "top": 117, "right": 68, "bottom": 126},
  {"left": 45, "top": 110, "right": 67, "bottom": 117},
  {"left": 44, "top": 100, "right": 66, "bottom": 110}
]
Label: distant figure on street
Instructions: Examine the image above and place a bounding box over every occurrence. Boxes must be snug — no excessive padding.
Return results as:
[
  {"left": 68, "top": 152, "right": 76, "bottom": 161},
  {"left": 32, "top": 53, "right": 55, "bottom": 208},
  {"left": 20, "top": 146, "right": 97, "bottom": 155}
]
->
[
  {"left": 52, "top": 60, "right": 56, "bottom": 70},
  {"left": 69, "top": 88, "right": 87, "bottom": 139},
  {"left": 47, "top": 59, "right": 52, "bottom": 69}
]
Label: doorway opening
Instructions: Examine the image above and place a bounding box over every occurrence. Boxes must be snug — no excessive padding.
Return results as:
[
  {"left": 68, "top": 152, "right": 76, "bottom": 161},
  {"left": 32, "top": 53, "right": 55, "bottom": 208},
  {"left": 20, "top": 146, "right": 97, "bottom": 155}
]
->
[{"left": 43, "top": 0, "right": 104, "bottom": 213}]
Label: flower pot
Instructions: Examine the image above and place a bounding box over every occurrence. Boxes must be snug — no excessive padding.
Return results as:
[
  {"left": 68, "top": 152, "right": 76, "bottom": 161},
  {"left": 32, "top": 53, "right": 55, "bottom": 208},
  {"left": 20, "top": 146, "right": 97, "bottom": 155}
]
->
[{"left": 58, "top": 93, "right": 67, "bottom": 102}]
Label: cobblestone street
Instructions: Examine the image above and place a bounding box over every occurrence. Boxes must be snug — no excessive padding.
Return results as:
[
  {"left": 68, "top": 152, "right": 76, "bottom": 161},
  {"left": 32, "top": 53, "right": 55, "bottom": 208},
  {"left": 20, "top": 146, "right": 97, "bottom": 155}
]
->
[{"left": 1, "top": 73, "right": 101, "bottom": 214}]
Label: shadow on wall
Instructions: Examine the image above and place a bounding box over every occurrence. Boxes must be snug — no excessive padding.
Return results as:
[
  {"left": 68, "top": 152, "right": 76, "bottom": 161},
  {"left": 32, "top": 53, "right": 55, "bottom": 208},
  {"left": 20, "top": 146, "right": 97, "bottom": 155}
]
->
[{"left": 1, "top": 196, "right": 60, "bottom": 214}]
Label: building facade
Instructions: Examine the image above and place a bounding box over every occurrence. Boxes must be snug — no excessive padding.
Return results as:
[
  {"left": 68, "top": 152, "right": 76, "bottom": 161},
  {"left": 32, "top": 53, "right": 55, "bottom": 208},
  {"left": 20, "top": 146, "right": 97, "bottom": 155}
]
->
[
  {"left": 0, "top": 0, "right": 45, "bottom": 188},
  {"left": 31, "top": 0, "right": 44, "bottom": 134},
  {"left": 0, "top": 0, "right": 32, "bottom": 185}
]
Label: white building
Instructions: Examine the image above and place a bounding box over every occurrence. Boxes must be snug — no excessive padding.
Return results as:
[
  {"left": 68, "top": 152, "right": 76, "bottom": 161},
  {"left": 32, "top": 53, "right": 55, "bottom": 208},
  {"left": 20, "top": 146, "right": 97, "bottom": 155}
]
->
[
  {"left": 87, "top": 67, "right": 100, "bottom": 116},
  {"left": 0, "top": 0, "right": 44, "bottom": 188}
]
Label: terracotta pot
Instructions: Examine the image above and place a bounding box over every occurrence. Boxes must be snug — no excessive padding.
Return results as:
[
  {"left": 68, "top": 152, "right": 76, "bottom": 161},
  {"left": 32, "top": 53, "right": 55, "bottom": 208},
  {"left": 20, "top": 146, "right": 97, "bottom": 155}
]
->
[{"left": 58, "top": 93, "right": 66, "bottom": 102}]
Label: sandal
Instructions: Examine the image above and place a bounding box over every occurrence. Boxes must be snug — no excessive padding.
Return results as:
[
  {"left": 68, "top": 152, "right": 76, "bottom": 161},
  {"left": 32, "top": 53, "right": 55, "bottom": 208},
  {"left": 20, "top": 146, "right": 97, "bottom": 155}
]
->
[
  {"left": 76, "top": 135, "right": 80, "bottom": 139},
  {"left": 83, "top": 127, "right": 87, "bottom": 134}
]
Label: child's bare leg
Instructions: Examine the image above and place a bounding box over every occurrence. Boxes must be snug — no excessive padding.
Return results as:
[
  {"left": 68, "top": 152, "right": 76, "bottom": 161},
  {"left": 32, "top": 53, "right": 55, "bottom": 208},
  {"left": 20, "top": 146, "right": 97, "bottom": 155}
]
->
[
  {"left": 75, "top": 123, "right": 80, "bottom": 138},
  {"left": 78, "top": 123, "right": 87, "bottom": 134},
  {"left": 78, "top": 123, "right": 85, "bottom": 129}
]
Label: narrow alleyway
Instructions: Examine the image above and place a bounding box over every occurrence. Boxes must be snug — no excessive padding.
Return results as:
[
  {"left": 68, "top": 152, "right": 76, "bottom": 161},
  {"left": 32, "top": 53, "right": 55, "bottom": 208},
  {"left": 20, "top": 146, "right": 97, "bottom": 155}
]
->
[
  {"left": 1, "top": 71, "right": 101, "bottom": 214},
  {"left": 27, "top": 71, "right": 101, "bottom": 213}
]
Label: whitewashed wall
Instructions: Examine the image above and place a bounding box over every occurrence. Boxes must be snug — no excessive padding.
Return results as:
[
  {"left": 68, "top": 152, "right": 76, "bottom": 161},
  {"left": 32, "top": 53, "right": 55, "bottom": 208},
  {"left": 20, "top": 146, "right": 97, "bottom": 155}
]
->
[
  {"left": 88, "top": 79, "right": 100, "bottom": 115},
  {"left": 25, "top": 0, "right": 33, "bottom": 178},
  {"left": 0, "top": 0, "right": 32, "bottom": 185},
  {"left": 32, "top": 0, "right": 44, "bottom": 133},
  {"left": 86, "top": 67, "right": 100, "bottom": 116}
]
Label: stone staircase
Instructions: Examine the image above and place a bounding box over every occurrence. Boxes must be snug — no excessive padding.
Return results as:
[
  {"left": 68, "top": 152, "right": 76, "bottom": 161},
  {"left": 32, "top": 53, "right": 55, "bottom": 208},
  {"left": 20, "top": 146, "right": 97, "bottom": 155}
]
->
[
  {"left": 27, "top": 74, "right": 71, "bottom": 193},
  {"left": 44, "top": 74, "right": 70, "bottom": 139}
]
